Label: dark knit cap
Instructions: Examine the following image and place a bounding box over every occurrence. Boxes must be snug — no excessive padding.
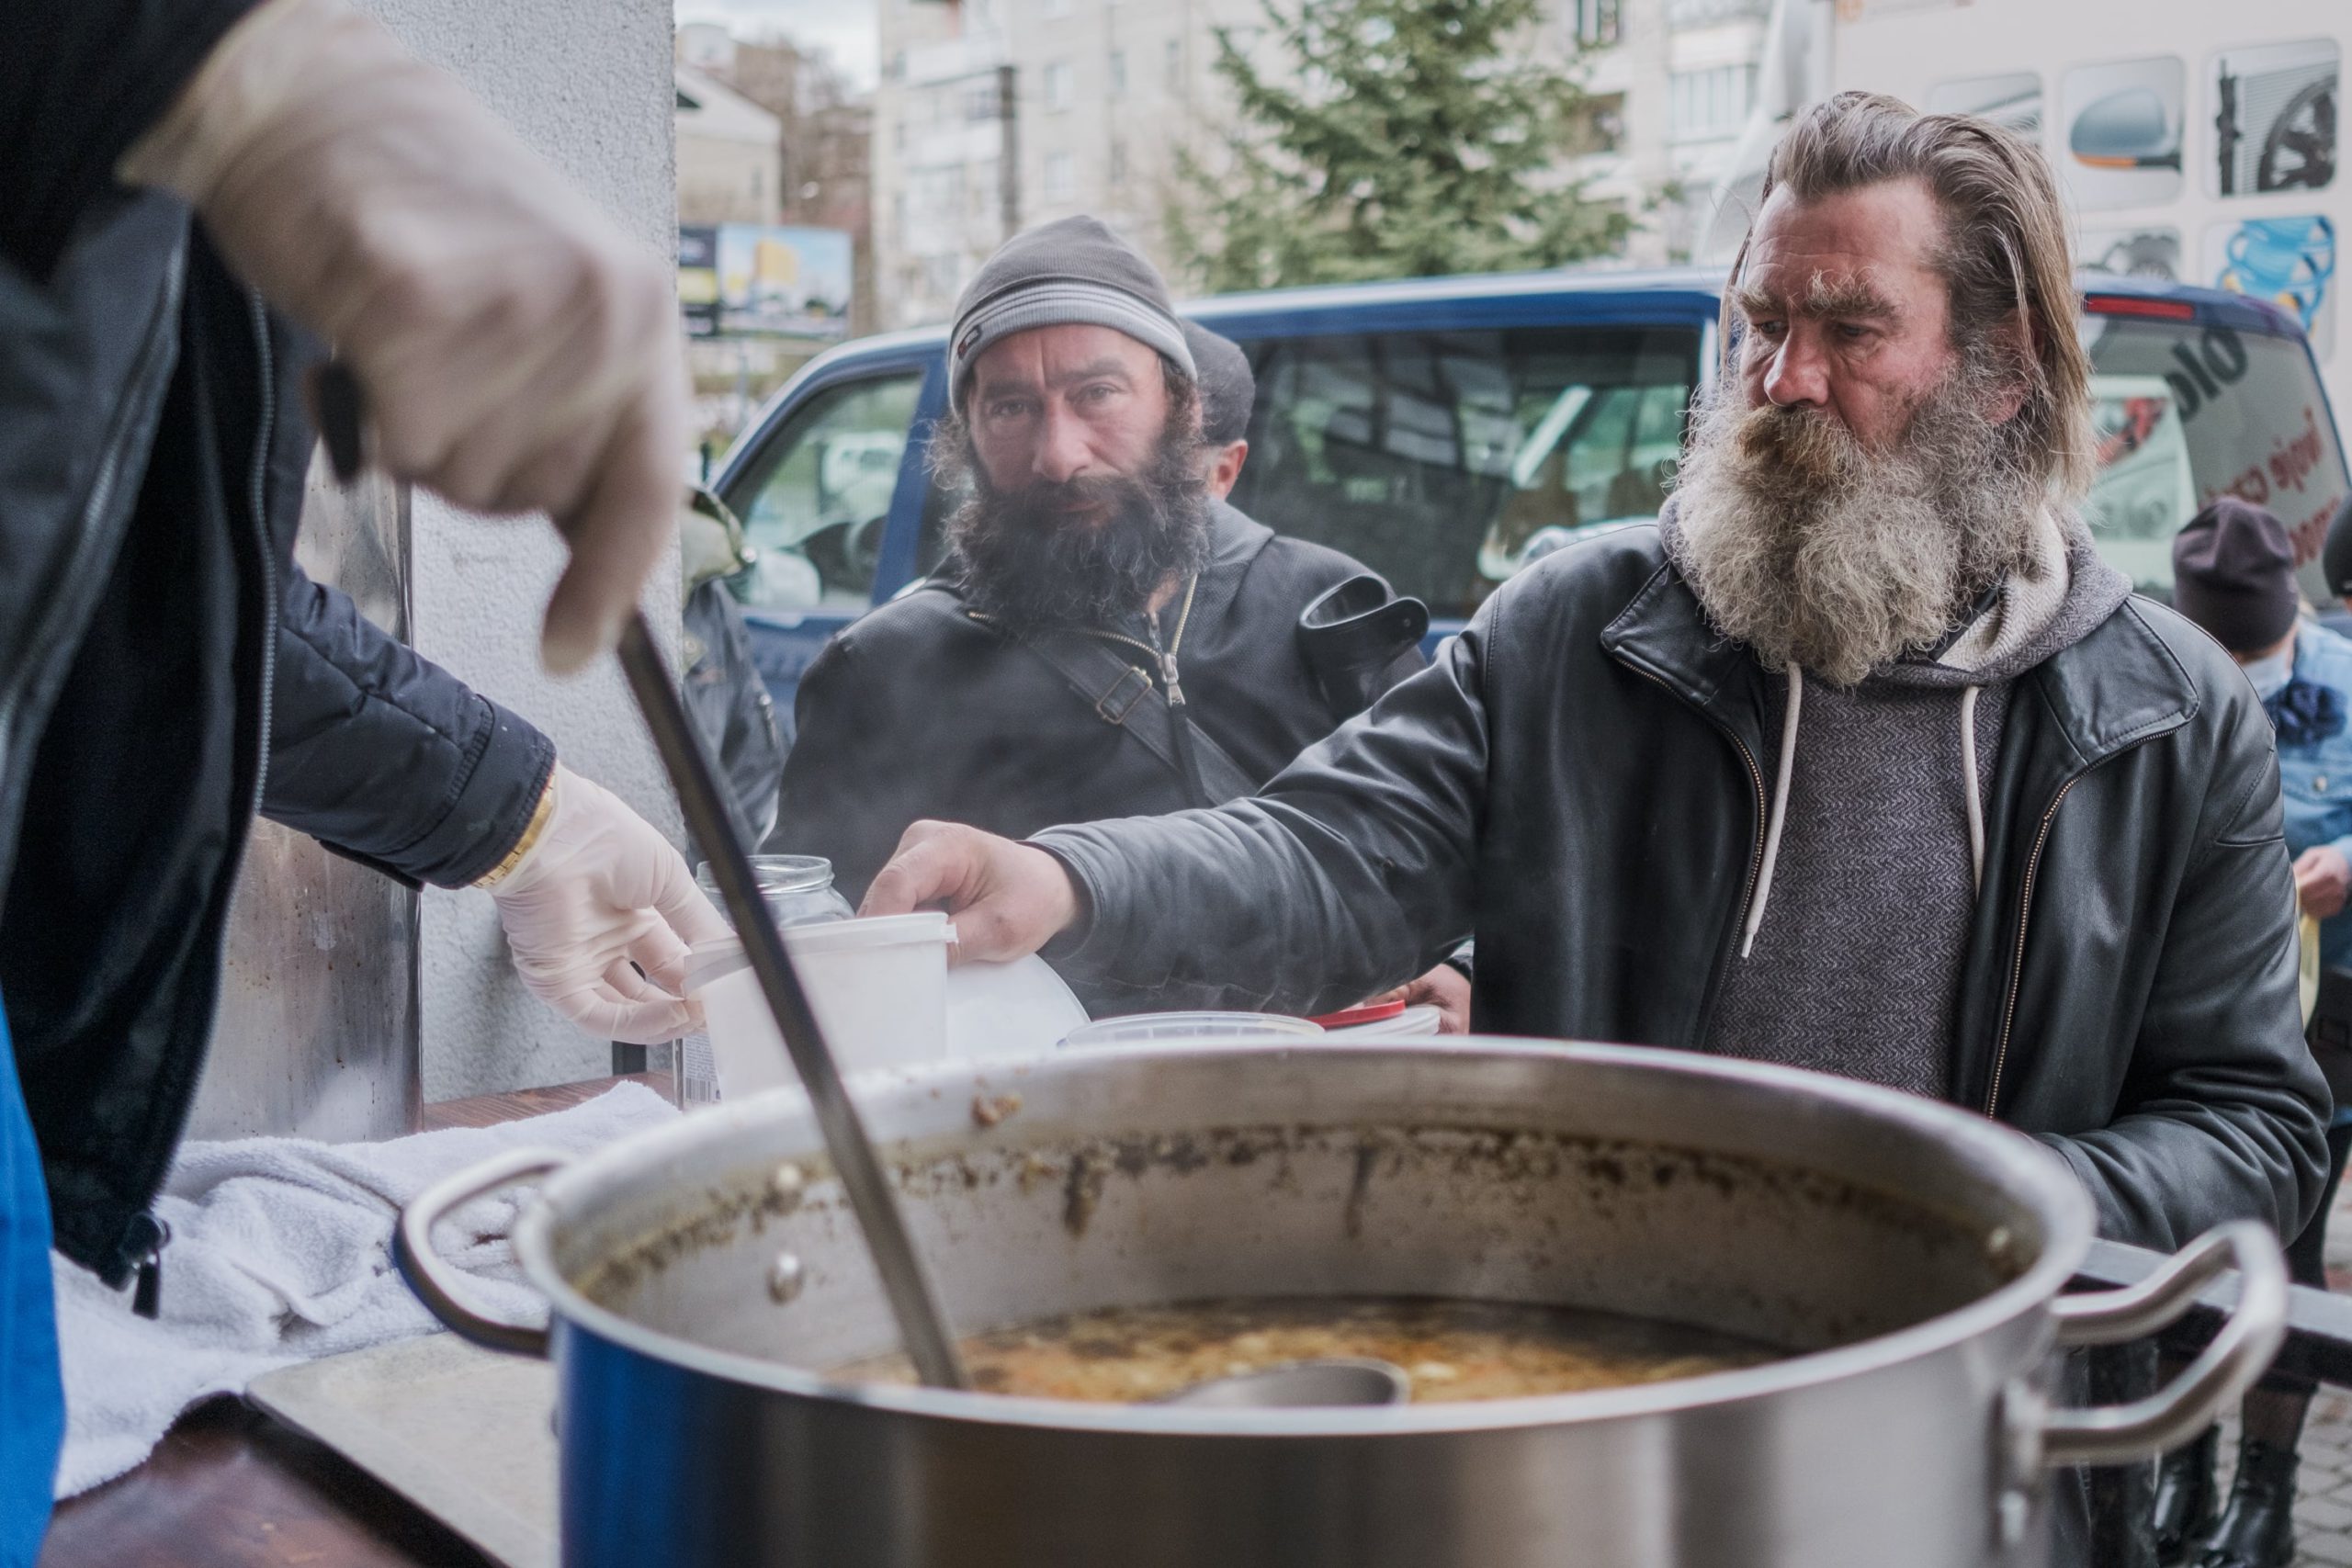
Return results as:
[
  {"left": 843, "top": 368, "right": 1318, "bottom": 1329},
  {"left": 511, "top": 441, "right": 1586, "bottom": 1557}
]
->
[
  {"left": 1182, "top": 320, "right": 1255, "bottom": 446},
  {"left": 2172, "top": 497, "right": 2300, "bottom": 652},
  {"left": 947, "top": 215, "right": 1193, "bottom": 412},
  {"left": 2324, "top": 492, "right": 2352, "bottom": 602}
]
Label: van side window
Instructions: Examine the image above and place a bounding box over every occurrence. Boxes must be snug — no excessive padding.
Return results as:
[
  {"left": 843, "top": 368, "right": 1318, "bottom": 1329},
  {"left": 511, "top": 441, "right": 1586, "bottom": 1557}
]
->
[
  {"left": 722, "top": 372, "right": 922, "bottom": 612},
  {"left": 1224, "top": 326, "right": 1701, "bottom": 619}
]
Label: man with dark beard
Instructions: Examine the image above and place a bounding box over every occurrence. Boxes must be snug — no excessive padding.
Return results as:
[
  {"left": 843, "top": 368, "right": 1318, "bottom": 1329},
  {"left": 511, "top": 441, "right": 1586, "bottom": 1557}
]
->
[
  {"left": 862, "top": 99, "right": 2327, "bottom": 1558},
  {"left": 773, "top": 218, "right": 1448, "bottom": 1016}
]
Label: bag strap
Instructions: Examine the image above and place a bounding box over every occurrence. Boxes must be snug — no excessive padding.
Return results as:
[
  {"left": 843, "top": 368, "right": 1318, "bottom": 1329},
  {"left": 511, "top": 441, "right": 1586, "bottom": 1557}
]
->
[{"left": 1014, "top": 625, "right": 1259, "bottom": 805}]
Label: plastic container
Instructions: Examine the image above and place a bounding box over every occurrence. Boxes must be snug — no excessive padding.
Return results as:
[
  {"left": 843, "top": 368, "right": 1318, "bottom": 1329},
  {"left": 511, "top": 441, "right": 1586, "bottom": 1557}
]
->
[
  {"left": 944, "top": 956, "right": 1089, "bottom": 1064},
  {"left": 1328, "top": 1002, "right": 1444, "bottom": 1038},
  {"left": 1058, "top": 1011, "right": 1324, "bottom": 1050},
  {"left": 676, "top": 857, "right": 855, "bottom": 1107},
  {"left": 685, "top": 912, "right": 955, "bottom": 1100}
]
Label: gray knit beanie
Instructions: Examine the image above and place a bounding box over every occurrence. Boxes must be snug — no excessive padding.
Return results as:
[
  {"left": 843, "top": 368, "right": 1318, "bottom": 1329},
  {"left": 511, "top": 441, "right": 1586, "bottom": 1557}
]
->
[{"left": 948, "top": 215, "right": 1193, "bottom": 413}]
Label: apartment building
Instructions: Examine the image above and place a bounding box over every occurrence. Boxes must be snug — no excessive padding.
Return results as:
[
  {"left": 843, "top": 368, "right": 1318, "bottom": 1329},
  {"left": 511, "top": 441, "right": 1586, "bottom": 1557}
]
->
[{"left": 869, "top": 0, "right": 1770, "bottom": 328}]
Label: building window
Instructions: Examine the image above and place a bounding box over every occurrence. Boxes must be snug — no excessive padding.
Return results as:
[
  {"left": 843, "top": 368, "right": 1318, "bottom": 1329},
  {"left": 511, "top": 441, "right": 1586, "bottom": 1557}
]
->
[
  {"left": 1108, "top": 137, "right": 1127, "bottom": 184},
  {"left": 1574, "top": 0, "right": 1622, "bottom": 47},
  {"left": 1108, "top": 49, "right": 1126, "bottom": 99},
  {"left": 1045, "top": 60, "right": 1074, "bottom": 113},
  {"left": 1669, "top": 63, "right": 1756, "bottom": 141},
  {"left": 1044, "top": 150, "right": 1076, "bottom": 203},
  {"left": 1165, "top": 38, "right": 1183, "bottom": 90}
]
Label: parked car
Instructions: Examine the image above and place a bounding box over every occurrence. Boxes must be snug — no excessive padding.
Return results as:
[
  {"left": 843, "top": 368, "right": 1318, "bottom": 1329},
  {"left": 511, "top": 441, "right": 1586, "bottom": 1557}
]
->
[{"left": 710, "top": 266, "right": 2347, "bottom": 720}]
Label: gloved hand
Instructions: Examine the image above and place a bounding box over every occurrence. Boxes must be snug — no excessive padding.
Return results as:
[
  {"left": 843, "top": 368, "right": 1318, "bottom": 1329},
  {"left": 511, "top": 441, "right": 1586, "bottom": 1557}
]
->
[
  {"left": 486, "top": 766, "right": 729, "bottom": 1043},
  {"left": 118, "top": 0, "right": 686, "bottom": 673}
]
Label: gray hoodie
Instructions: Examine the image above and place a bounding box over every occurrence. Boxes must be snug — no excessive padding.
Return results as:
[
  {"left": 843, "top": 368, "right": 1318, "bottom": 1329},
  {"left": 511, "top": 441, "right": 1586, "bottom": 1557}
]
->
[{"left": 1659, "top": 504, "right": 2135, "bottom": 1095}]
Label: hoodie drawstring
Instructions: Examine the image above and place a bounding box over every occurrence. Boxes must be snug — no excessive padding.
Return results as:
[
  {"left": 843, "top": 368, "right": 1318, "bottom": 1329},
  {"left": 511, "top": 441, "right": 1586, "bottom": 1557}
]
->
[
  {"left": 1741, "top": 662, "right": 1804, "bottom": 959},
  {"left": 1959, "top": 685, "right": 1985, "bottom": 895},
  {"left": 1738, "top": 666, "right": 1988, "bottom": 960}
]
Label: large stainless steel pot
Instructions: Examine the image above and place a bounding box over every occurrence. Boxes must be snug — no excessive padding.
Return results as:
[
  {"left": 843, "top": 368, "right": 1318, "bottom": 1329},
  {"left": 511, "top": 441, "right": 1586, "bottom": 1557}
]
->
[{"left": 397, "top": 1040, "right": 2286, "bottom": 1568}]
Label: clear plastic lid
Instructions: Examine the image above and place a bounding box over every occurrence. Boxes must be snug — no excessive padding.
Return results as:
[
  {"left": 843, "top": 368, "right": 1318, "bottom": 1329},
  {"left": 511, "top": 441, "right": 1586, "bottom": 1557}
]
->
[{"left": 1059, "top": 1011, "right": 1324, "bottom": 1049}]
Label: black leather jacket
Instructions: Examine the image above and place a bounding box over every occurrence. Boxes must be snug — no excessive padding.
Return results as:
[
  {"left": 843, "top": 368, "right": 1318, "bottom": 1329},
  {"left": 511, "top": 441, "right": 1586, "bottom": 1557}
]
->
[
  {"left": 2, "top": 200, "right": 549, "bottom": 1282},
  {"left": 1040, "top": 527, "right": 2332, "bottom": 1250},
  {"left": 778, "top": 503, "right": 1424, "bottom": 906}
]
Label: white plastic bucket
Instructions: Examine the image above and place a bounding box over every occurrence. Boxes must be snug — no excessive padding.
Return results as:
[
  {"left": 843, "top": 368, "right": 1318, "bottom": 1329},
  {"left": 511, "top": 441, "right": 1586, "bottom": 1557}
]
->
[
  {"left": 1058, "top": 1010, "right": 1323, "bottom": 1050},
  {"left": 686, "top": 912, "right": 955, "bottom": 1098}
]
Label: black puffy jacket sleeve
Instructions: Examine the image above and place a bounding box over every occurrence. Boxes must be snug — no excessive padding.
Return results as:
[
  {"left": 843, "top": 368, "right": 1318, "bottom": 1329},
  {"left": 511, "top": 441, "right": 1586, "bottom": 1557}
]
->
[
  {"left": 264, "top": 566, "right": 555, "bottom": 888},
  {"left": 2, "top": 1, "right": 262, "bottom": 280}
]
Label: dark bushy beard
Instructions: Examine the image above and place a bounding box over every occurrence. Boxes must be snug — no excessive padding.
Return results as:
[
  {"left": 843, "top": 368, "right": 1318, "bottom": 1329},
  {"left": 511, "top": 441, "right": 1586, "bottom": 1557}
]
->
[
  {"left": 938, "top": 413, "right": 1213, "bottom": 635},
  {"left": 1669, "top": 355, "right": 2048, "bottom": 687}
]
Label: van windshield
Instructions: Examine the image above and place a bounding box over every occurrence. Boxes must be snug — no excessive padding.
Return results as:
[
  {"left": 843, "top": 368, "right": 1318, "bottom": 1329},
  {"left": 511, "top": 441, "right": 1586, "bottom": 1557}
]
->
[
  {"left": 2079, "top": 309, "right": 2346, "bottom": 599},
  {"left": 1222, "top": 324, "right": 1704, "bottom": 620}
]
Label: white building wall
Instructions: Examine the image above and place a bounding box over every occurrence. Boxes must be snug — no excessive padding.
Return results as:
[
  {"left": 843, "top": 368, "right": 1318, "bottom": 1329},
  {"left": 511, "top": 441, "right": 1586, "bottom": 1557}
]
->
[
  {"left": 360, "top": 0, "right": 687, "bottom": 1099},
  {"left": 869, "top": 0, "right": 1766, "bottom": 311}
]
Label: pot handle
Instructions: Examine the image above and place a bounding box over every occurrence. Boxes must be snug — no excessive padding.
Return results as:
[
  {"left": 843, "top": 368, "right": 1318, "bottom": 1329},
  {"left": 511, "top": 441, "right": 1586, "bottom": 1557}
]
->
[
  {"left": 392, "top": 1146, "right": 569, "bottom": 1359},
  {"left": 2037, "top": 1221, "right": 2288, "bottom": 1467}
]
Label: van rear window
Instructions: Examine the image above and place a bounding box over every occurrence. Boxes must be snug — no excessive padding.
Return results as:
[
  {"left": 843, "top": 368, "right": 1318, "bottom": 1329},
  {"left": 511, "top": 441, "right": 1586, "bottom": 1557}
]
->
[
  {"left": 1222, "top": 325, "right": 1704, "bottom": 620},
  {"left": 2080, "top": 312, "right": 2347, "bottom": 599}
]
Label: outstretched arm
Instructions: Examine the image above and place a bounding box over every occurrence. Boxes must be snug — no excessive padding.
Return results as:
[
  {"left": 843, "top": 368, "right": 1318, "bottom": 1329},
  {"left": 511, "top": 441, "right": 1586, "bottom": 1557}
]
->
[{"left": 865, "top": 617, "right": 1494, "bottom": 1014}]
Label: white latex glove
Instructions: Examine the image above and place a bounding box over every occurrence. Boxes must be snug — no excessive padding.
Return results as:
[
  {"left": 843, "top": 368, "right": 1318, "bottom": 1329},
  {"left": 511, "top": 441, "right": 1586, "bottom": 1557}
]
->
[
  {"left": 486, "top": 767, "right": 729, "bottom": 1043},
  {"left": 118, "top": 0, "right": 686, "bottom": 673}
]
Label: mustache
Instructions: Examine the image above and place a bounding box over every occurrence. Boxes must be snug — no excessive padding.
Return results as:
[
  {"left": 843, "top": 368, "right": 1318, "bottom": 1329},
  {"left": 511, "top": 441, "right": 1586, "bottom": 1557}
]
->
[{"left": 993, "top": 472, "right": 1142, "bottom": 521}]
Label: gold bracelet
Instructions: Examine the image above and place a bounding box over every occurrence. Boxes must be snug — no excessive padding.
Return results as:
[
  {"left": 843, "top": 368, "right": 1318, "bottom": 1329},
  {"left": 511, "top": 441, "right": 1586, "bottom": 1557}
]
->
[{"left": 474, "top": 772, "right": 559, "bottom": 889}]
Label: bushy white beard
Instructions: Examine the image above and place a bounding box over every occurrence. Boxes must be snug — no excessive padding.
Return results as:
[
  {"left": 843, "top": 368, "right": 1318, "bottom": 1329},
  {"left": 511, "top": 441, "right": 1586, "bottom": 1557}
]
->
[{"left": 1669, "top": 367, "right": 2045, "bottom": 687}]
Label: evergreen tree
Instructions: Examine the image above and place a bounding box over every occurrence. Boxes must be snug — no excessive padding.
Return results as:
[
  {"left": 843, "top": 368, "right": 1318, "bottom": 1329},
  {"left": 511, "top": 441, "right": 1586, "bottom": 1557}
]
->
[{"left": 1172, "top": 0, "right": 1632, "bottom": 291}]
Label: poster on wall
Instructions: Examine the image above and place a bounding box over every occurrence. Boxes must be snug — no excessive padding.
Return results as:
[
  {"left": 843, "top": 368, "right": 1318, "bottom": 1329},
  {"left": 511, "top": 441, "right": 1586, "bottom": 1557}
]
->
[
  {"left": 2208, "top": 39, "right": 2338, "bottom": 198},
  {"left": 677, "top": 225, "right": 720, "bottom": 339},
  {"left": 2206, "top": 215, "right": 2337, "bottom": 363},
  {"left": 2061, "top": 57, "right": 2186, "bottom": 209},
  {"left": 1927, "top": 72, "right": 2041, "bottom": 137},
  {"left": 2079, "top": 227, "right": 2181, "bottom": 283},
  {"left": 716, "top": 225, "right": 854, "bottom": 339}
]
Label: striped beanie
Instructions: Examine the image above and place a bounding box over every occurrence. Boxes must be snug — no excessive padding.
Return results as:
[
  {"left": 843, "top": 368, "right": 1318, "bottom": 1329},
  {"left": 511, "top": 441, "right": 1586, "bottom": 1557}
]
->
[{"left": 947, "top": 216, "right": 1193, "bottom": 413}]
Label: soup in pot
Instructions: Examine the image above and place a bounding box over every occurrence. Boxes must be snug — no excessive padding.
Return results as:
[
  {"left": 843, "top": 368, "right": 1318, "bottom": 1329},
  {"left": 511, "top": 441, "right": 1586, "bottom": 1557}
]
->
[{"left": 831, "top": 1295, "right": 1784, "bottom": 1404}]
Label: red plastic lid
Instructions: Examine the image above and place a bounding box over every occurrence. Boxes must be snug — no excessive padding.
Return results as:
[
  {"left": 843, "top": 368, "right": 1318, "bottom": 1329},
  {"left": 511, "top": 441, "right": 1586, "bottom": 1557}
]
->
[{"left": 1308, "top": 998, "right": 1408, "bottom": 1029}]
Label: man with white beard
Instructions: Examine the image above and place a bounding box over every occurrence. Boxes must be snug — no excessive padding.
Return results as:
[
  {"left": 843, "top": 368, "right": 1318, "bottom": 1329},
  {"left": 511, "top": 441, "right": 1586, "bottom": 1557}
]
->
[{"left": 863, "top": 97, "right": 2327, "bottom": 1552}]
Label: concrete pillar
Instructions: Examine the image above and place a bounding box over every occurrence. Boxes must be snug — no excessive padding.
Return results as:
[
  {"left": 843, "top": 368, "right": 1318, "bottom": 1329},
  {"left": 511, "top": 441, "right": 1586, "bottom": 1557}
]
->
[{"left": 361, "top": 0, "right": 686, "bottom": 1100}]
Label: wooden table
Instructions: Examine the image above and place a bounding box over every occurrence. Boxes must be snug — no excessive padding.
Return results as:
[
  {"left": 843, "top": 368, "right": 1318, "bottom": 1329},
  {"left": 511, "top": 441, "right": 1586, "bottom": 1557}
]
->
[{"left": 37, "top": 1075, "right": 666, "bottom": 1568}]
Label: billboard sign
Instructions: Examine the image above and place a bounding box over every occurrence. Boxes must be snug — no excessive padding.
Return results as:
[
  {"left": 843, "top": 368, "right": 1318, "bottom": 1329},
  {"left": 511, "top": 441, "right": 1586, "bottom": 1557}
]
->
[{"left": 715, "top": 224, "right": 854, "bottom": 339}]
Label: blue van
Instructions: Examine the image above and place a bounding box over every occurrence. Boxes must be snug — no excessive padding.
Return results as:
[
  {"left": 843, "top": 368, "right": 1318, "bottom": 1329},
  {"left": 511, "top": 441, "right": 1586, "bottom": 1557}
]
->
[{"left": 709, "top": 266, "right": 2348, "bottom": 722}]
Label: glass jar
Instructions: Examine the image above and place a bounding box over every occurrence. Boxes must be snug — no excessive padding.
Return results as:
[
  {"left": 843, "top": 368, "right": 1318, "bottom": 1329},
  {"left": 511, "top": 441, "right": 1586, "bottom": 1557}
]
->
[
  {"left": 694, "top": 855, "right": 855, "bottom": 931},
  {"left": 676, "top": 856, "right": 853, "bottom": 1108}
]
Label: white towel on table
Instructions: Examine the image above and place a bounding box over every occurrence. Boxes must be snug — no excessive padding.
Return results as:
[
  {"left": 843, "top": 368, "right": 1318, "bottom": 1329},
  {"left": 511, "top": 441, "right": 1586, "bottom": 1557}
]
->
[{"left": 51, "top": 1081, "right": 676, "bottom": 1498}]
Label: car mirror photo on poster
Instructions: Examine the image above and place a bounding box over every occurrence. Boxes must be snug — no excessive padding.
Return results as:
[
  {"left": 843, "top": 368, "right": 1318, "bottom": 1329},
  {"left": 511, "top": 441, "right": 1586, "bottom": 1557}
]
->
[{"left": 1936, "top": 39, "right": 2337, "bottom": 367}]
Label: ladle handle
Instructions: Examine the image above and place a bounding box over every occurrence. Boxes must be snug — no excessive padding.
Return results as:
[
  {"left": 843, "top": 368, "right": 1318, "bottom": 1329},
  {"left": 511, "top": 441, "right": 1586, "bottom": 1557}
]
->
[
  {"left": 616, "top": 615, "right": 969, "bottom": 1391},
  {"left": 394, "top": 1146, "right": 568, "bottom": 1358},
  {"left": 2038, "top": 1220, "right": 2288, "bottom": 1466}
]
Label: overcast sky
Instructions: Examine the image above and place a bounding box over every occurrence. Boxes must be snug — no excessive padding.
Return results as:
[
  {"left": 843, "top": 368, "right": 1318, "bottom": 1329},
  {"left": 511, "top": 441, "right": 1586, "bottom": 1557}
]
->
[{"left": 675, "top": 0, "right": 879, "bottom": 88}]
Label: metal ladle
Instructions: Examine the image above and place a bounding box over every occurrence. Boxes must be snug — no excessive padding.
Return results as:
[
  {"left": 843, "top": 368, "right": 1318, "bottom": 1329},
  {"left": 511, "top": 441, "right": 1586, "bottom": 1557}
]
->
[
  {"left": 315, "top": 367, "right": 967, "bottom": 1390},
  {"left": 323, "top": 371, "right": 1407, "bottom": 1409},
  {"left": 1154, "top": 1358, "right": 1413, "bottom": 1408}
]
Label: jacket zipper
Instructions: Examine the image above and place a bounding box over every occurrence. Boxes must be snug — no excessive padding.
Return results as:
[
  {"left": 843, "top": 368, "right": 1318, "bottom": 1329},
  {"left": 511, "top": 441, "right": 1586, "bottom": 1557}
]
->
[
  {"left": 126, "top": 290, "right": 281, "bottom": 1313},
  {"left": 243, "top": 290, "right": 279, "bottom": 819},
  {"left": 1983, "top": 773, "right": 2085, "bottom": 1119},
  {"left": 1622, "top": 662, "right": 1768, "bottom": 1035},
  {"left": 1089, "top": 573, "right": 1199, "bottom": 682}
]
